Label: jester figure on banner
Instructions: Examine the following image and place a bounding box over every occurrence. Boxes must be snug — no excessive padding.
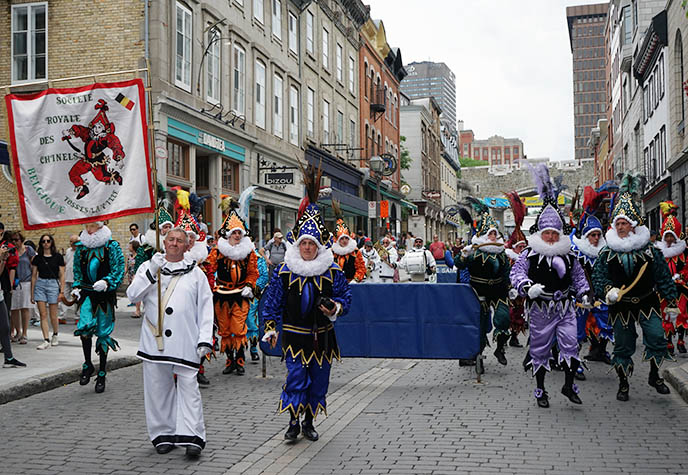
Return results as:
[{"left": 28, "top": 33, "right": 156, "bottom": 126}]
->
[
  {"left": 655, "top": 201, "right": 688, "bottom": 355},
  {"left": 72, "top": 220, "right": 125, "bottom": 394},
  {"left": 331, "top": 200, "right": 366, "bottom": 283},
  {"left": 455, "top": 197, "right": 511, "bottom": 369},
  {"left": 503, "top": 191, "right": 527, "bottom": 349},
  {"left": 569, "top": 186, "right": 612, "bottom": 372},
  {"left": 261, "top": 162, "right": 351, "bottom": 443},
  {"left": 591, "top": 174, "right": 678, "bottom": 402},
  {"left": 62, "top": 99, "right": 124, "bottom": 200},
  {"left": 510, "top": 164, "right": 591, "bottom": 408},
  {"left": 204, "top": 196, "right": 258, "bottom": 376}
]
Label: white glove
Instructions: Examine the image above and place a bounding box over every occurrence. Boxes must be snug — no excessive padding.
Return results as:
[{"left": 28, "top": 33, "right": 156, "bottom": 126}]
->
[
  {"left": 261, "top": 330, "right": 277, "bottom": 342},
  {"left": 508, "top": 288, "right": 519, "bottom": 300},
  {"left": 665, "top": 307, "right": 680, "bottom": 324},
  {"left": 326, "top": 302, "right": 342, "bottom": 323},
  {"left": 92, "top": 280, "right": 108, "bottom": 292},
  {"left": 580, "top": 294, "right": 591, "bottom": 308},
  {"left": 149, "top": 252, "right": 166, "bottom": 275},
  {"left": 197, "top": 346, "right": 212, "bottom": 359},
  {"left": 605, "top": 287, "right": 620, "bottom": 305},
  {"left": 241, "top": 286, "right": 254, "bottom": 299},
  {"left": 527, "top": 283, "right": 545, "bottom": 299},
  {"left": 673, "top": 274, "right": 681, "bottom": 282},
  {"left": 71, "top": 288, "right": 81, "bottom": 300}
]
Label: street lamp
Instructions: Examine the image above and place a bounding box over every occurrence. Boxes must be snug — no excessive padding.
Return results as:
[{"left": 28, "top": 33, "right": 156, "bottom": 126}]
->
[{"left": 369, "top": 155, "right": 384, "bottom": 242}]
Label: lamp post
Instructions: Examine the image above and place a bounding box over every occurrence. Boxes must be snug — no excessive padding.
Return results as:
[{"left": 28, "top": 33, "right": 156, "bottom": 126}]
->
[{"left": 369, "top": 155, "right": 384, "bottom": 242}]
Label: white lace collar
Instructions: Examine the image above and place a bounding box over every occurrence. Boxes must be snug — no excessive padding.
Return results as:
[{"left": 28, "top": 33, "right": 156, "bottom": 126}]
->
[
  {"left": 217, "top": 236, "right": 254, "bottom": 261},
  {"left": 527, "top": 231, "right": 572, "bottom": 257},
  {"left": 79, "top": 225, "right": 112, "bottom": 249},
  {"left": 655, "top": 238, "right": 687, "bottom": 259},
  {"left": 332, "top": 238, "right": 357, "bottom": 256},
  {"left": 471, "top": 234, "right": 505, "bottom": 254},
  {"left": 185, "top": 240, "right": 209, "bottom": 264},
  {"left": 505, "top": 248, "right": 521, "bottom": 261},
  {"left": 283, "top": 243, "right": 334, "bottom": 277},
  {"left": 571, "top": 234, "right": 606, "bottom": 258},
  {"left": 605, "top": 225, "right": 650, "bottom": 252}
]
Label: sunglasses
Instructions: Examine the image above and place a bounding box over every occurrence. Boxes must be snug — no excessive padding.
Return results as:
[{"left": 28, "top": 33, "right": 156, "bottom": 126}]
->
[
  {"left": 41, "top": 239, "right": 52, "bottom": 244},
  {"left": 130, "top": 228, "right": 137, "bottom": 231}
]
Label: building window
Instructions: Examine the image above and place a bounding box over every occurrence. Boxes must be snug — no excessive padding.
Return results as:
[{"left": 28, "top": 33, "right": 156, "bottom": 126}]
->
[
  {"left": 349, "top": 56, "right": 355, "bottom": 93},
  {"left": 222, "top": 158, "right": 239, "bottom": 192},
  {"left": 11, "top": 2, "right": 47, "bottom": 83},
  {"left": 271, "top": 0, "right": 281, "bottom": 39},
  {"left": 676, "top": 31, "right": 685, "bottom": 124},
  {"left": 289, "top": 86, "right": 299, "bottom": 145},
  {"left": 307, "top": 88, "right": 315, "bottom": 137},
  {"left": 513, "top": 146, "right": 519, "bottom": 159},
  {"left": 336, "top": 43, "right": 343, "bottom": 82},
  {"left": 473, "top": 147, "right": 479, "bottom": 159},
  {"left": 350, "top": 119, "right": 356, "bottom": 149},
  {"left": 322, "top": 27, "right": 329, "bottom": 69},
  {"left": 323, "top": 99, "right": 330, "bottom": 143},
  {"left": 167, "top": 139, "right": 189, "bottom": 179},
  {"left": 336, "top": 110, "right": 344, "bottom": 143},
  {"left": 233, "top": 45, "right": 246, "bottom": 115},
  {"left": 273, "top": 74, "right": 283, "bottom": 138},
  {"left": 206, "top": 27, "right": 221, "bottom": 104},
  {"left": 306, "top": 11, "right": 314, "bottom": 54},
  {"left": 288, "top": 12, "right": 297, "bottom": 55},
  {"left": 254, "top": 0, "right": 264, "bottom": 23},
  {"left": 255, "top": 60, "right": 266, "bottom": 129},
  {"left": 175, "top": 2, "right": 192, "bottom": 91}
]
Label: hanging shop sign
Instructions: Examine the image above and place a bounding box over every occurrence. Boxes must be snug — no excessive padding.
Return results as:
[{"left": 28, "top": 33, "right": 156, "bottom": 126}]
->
[{"left": 265, "top": 172, "right": 294, "bottom": 185}]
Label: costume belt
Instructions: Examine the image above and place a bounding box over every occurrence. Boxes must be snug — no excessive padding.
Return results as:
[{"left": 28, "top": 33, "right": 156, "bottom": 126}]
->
[
  {"left": 470, "top": 276, "right": 503, "bottom": 285},
  {"left": 282, "top": 323, "right": 334, "bottom": 335},
  {"left": 215, "top": 278, "right": 246, "bottom": 295},
  {"left": 618, "top": 289, "right": 654, "bottom": 304},
  {"left": 534, "top": 289, "right": 570, "bottom": 302}
]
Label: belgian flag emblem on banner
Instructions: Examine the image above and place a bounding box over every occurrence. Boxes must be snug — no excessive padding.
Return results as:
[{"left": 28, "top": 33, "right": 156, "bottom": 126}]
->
[{"left": 116, "top": 92, "right": 135, "bottom": 110}]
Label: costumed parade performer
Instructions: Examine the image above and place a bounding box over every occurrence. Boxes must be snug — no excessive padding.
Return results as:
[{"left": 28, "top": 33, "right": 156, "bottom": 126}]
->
[
  {"left": 570, "top": 186, "right": 612, "bottom": 371},
  {"left": 72, "top": 221, "right": 124, "bottom": 393},
  {"left": 360, "top": 239, "right": 381, "bottom": 282},
  {"left": 504, "top": 191, "right": 527, "bottom": 348},
  {"left": 204, "top": 198, "right": 258, "bottom": 376},
  {"left": 135, "top": 186, "right": 176, "bottom": 270},
  {"left": 261, "top": 163, "right": 351, "bottom": 442},
  {"left": 378, "top": 236, "right": 398, "bottom": 283},
  {"left": 331, "top": 201, "right": 366, "bottom": 283},
  {"left": 510, "top": 164, "right": 591, "bottom": 408},
  {"left": 127, "top": 227, "right": 213, "bottom": 457},
  {"left": 399, "top": 236, "right": 436, "bottom": 282},
  {"left": 592, "top": 174, "right": 678, "bottom": 401},
  {"left": 655, "top": 201, "right": 688, "bottom": 355},
  {"left": 455, "top": 197, "right": 511, "bottom": 367}
]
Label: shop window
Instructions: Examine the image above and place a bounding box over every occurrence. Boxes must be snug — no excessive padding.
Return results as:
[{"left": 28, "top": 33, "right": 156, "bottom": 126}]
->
[
  {"left": 222, "top": 159, "right": 239, "bottom": 192},
  {"left": 167, "top": 139, "right": 189, "bottom": 179},
  {"left": 233, "top": 45, "right": 246, "bottom": 115},
  {"left": 175, "top": 2, "right": 192, "bottom": 91},
  {"left": 11, "top": 2, "right": 46, "bottom": 83},
  {"left": 271, "top": 0, "right": 281, "bottom": 40},
  {"left": 206, "top": 27, "right": 221, "bottom": 104}
]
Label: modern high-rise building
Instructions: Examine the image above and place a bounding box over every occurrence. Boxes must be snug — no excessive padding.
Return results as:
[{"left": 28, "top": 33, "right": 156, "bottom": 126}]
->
[
  {"left": 400, "top": 61, "right": 457, "bottom": 129},
  {"left": 566, "top": 3, "right": 608, "bottom": 160}
]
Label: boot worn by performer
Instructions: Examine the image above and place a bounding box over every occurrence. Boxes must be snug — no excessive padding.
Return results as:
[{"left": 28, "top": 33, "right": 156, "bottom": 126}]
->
[
  {"left": 222, "top": 350, "right": 236, "bottom": 374},
  {"left": 494, "top": 334, "right": 508, "bottom": 366},
  {"left": 250, "top": 342, "right": 260, "bottom": 361},
  {"left": 561, "top": 360, "right": 582, "bottom": 404},
  {"left": 301, "top": 412, "right": 319, "bottom": 441},
  {"left": 95, "top": 371, "right": 106, "bottom": 394},
  {"left": 186, "top": 445, "right": 201, "bottom": 458},
  {"left": 509, "top": 331, "right": 523, "bottom": 347},
  {"left": 534, "top": 368, "right": 549, "bottom": 408},
  {"left": 80, "top": 362, "right": 95, "bottom": 385},
  {"left": 617, "top": 368, "right": 630, "bottom": 402},
  {"left": 574, "top": 365, "right": 586, "bottom": 381},
  {"left": 284, "top": 415, "right": 300, "bottom": 441},
  {"left": 235, "top": 347, "right": 246, "bottom": 375},
  {"left": 155, "top": 444, "right": 175, "bottom": 454},
  {"left": 197, "top": 372, "right": 210, "bottom": 387},
  {"left": 648, "top": 361, "right": 671, "bottom": 394}
]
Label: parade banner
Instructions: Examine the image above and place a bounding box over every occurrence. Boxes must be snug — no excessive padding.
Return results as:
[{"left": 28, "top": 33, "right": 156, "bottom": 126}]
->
[{"left": 5, "top": 78, "right": 154, "bottom": 229}]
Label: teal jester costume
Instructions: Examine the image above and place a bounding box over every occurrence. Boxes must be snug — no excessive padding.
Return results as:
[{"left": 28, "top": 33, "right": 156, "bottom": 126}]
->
[
  {"left": 73, "top": 223, "right": 125, "bottom": 393},
  {"left": 591, "top": 174, "right": 679, "bottom": 401}
]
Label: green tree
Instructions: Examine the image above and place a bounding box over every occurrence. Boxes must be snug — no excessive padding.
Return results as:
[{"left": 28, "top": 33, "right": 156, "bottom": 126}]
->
[{"left": 400, "top": 135, "right": 411, "bottom": 170}]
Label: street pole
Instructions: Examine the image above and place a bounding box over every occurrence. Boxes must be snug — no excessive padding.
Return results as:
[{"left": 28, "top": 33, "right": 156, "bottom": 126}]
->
[{"left": 376, "top": 173, "right": 382, "bottom": 242}]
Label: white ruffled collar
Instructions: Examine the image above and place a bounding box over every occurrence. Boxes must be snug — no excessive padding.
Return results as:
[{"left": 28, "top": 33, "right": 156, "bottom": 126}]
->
[
  {"left": 655, "top": 238, "right": 687, "bottom": 259},
  {"left": 283, "top": 243, "right": 334, "bottom": 277},
  {"left": 605, "top": 225, "right": 650, "bottom": 252},
  {"left": 471, "top": 234, "right": 505, "bottom": 254},
  {"left": 527, "top": 231, "right": 572, "bottom": 257},
  {"left": 572, "top": 234, "right": 606, "bottom": 258},
  {"left": 332, "top": 238, "right": 358, "bottom": 256},
  {"left": 505, "top": 248, "right": 521, "bottom": 261},
  {"left": 217, "top": 236, "right": 254, "bottom": 260},
  {"left": 79, "top": 225, "right": 112, "bottom": 249},
  {"left": 185, "top": 240, "right": 209, "bottom": 264}
]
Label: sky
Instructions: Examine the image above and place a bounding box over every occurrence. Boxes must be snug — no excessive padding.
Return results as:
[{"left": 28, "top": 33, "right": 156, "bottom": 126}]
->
[{"left": 366, "top": 0, "right": 608, "bottom": 161}]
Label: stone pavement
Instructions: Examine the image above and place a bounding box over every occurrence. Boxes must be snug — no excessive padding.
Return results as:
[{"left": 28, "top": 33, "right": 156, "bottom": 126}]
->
[{"left": 1, "top": 336, "right": 688, "bottom": 475}]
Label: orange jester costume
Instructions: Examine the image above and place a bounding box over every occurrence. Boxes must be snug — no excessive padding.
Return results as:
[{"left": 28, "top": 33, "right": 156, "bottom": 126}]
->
[
  {"left": 204, "top": 207, "right": 258, "bottom": 375},
  {"left": 330, "top": 202, "right": 366, "bottom": 283}
]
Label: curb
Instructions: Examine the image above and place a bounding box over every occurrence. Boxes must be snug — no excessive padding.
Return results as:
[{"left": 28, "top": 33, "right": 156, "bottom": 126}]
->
[
  {"left": 0, "top": 356, "right": 141, "bottom": 405},
  {"left": 663, "top": 362, "right": 688, "bottom": 404}
]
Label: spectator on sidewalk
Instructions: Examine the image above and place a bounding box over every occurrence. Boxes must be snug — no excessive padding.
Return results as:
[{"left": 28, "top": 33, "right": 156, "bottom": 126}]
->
[
  {"left": 59, "top": 235, "right": 79, "bottom": 324},
  {"left": 129, "top": 223, "right": 145, "bottom": 246},
  {"left": 356, "top": 230, "right": 367, "bottom": 249},
  {"left": 260, "top": 231, "right": 286, "bottom": 279},
  {"left": 0, "top": 223, "right": 18, "bottom": 312},
  {"left": 10, "top": 232, "right": 35, "bottom": 345},
  {"left": 31, "top": 234, "right": 65, "bottom": 350},
  {"left": 429, "top": 235, "right": 446, "bottom": 263},
  {"left": 1, "top": 227, "right": 25, "bottom": 368},
  {"left": 125, "top": 240, "right": 142, "bottom": 318}
]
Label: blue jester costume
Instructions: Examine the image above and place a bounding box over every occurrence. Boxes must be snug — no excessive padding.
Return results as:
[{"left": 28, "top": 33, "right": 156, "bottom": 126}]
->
[
  {"left": 247, "top": 248, "right": 269, "bottom": 360},
  {"left": 262, "top": 171, "right": 351, "bottom": 441},
  {"left": 73, "top": 223, "right": 124, "bottom": 393}
]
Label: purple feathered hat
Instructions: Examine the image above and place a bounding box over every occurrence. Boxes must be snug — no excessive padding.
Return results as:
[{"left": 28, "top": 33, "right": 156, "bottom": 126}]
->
[{"left": 528, "top": 163, "right": 571, "bottom": 235}]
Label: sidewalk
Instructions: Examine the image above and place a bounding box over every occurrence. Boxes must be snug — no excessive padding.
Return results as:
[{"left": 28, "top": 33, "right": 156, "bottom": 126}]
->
[
  {"left": 664, "top": 360, "right": 688, "bottom": 404},
  {"left": 0, "top": 296, "right": 141, "bottom": 404}
]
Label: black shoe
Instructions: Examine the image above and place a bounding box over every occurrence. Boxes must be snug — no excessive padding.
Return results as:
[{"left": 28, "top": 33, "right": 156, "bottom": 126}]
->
[
  {"left": 600, "top": 352, "right": 612, "bottom": 365},
  {"left": 284, "top": 420, "right": 300, "bottom": 441},
  {"left": 678, "top": 339, "right": 687, "bottom": 354},
  {"left": 80, "top": 363, "right": 95, "bottom": 385},
  {"left": 112, "top": 171, "right": 123, "bottom": 186},
  {"left": 649, "top": 375, "right": 671, "bottom": 395},
  {"left": 197, "top": 373, "right": 210, "bottom": 387},
  {"left": 95, "top": 371, "right": 106, "bottom": 393},
  {"left": 222, "top": 360, "right": 236, "bottom": 375},
  {"left": 617, "top": 384, "right": 629, "bottom": 402},
  {"left": 251, "top": 351, "right": 260, "bottom": 362},
  {"left": 509, "top": 334, "right": 523, "bottom": 347},
  {"left": 155, "top": 444, "right": 174, "bottom": 454},
  {"left": 235, "top": 365, "right": 245, "bottom": 376},
  {"left": 574, "top": 368, "right": 586, "bottom": 381},
  {"left": 186, "top": 445, "right": 201, "bottom": 458},
  {"left": 494, "top": 348, "right": 507, "bottom": 366},
  {"left": 3, "top": 357, "right": 27, "bottom": 368},
  {"left": 561, "top": 385, "right": 582, "bottom": 404},
  {"left": 76, "top": 185, "right": 89, "bottom": 200},
  {"left": 301, "top": 421, "right": 319, "bottom": 441},
  {"left": 668, "top": 342, "right": 675, "bottom": 356},
  {"left": 459, "top": 358, "right": 476, "bottom": 366},
  {"left": 534, "top": 389, "right": 549, "bottom": 408}
]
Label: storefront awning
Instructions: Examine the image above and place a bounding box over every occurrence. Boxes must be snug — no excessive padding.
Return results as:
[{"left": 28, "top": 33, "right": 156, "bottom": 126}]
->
[
  {"left": 445, "top": 220, "right": 461, "bottom": 228},
  {"left": 319, "top": 187, "right": 369, "bottom": 217},
  {"left": 400, "top": 199, "right": 418, "bottom": 212},
  {"left": 365, "top": 180, "right": 403, "bottom": 202}
]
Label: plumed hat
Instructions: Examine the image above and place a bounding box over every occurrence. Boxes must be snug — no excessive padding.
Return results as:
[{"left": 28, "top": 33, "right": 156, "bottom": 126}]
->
[
  {"left": 660, "top": 201, "right": 682, "bottom": 240},
  {"left": 528, "top": 163, "right": 570, "bottom": 234},
  {"left": 575, "top": 186, "right": 605, "bottom": 238},
  {"left": 504, "top": 191, "right": 526, "bottom": 247},
  {"left": 331, "top": 200, "right": 353, "bottom": 242},
  {"left": 609, "top": 173, "right": 645, "bottom": 227},
  {"left": 218, "top": 209, "right": 248, "bottom": 239},
  {"left": 465, "top": 196, "right": 500, "bottom": 238},
  {"left": 286, "top": 162, "right": 332, "bottom": 248}
]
